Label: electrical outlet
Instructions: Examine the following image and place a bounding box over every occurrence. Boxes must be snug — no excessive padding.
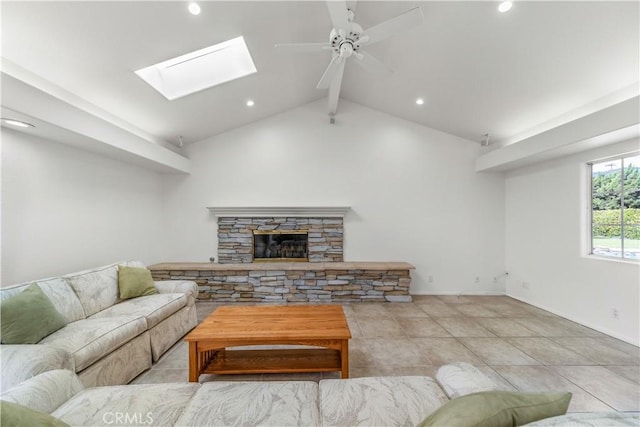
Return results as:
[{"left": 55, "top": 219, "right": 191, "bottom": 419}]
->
[
  {"left": 474, "top": 276, "right": 480, "bottom": 284},
  {"left": 522, "top": 282, "right": 530, "bottom": 290},
  {"left": 428, "top": 275, "right": 434, "bottom": 284},
  {"left": 493, "top": 276, "right": 498, "bottom": 283},
  {"left": 612, "top": 308, "right": 619, "bottom": 319}
]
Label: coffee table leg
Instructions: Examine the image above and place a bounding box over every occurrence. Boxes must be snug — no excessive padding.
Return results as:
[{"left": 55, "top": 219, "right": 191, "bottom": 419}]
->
[
  {"left": 188, "top": 342, "right": 198, "bottom": 382},
  {"left": 341, "top": 339, "right": 349, "bottom": 378}
]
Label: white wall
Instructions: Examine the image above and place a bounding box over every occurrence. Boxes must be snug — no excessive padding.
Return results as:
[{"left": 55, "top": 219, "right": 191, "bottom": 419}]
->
[
  {"left": 505, "top": 138, "right": 640, "bottom": 345},
  {"left": 162, "top": 100, "right": 506, "bottom": 294},
  {"left": 1, "top": 128, "right": 166, "bottom": 284}
]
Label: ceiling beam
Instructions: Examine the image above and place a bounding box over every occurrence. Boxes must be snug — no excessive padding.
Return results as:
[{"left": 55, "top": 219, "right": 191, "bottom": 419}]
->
[
  {"left": 1, "top": 59, "right": 191, "bottom": 174},
  {"left": 476, "top": 96, "right": 640, "bottom": 172}
]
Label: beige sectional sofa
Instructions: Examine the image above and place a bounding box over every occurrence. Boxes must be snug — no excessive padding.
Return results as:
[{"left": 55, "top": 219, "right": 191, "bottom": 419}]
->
[
  {"left": 0, "top": 363, "right": 495, "bottom": 426},
  {"left": 0, "top": 261, "right": 198, "bottom": 391},
  {"left": 2, "top": 363, "right": 638, "bottom": 426}
]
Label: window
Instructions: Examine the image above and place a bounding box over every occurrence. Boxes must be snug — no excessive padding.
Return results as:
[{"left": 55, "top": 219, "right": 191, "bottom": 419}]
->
[
  {"left": 589, "top": 153, "right": 640, "bottom": 260},
  {"left": 134, "top": 36, "right": 257, "bottom": 100}
]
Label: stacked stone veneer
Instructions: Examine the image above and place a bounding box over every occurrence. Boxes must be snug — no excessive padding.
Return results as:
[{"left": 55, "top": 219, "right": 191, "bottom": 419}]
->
[
  {"left": 150, "top": 265, "right": 412, "bottom": 303},
  {"left": 217, "top": 217, "right": 343, "bottom": 263}
]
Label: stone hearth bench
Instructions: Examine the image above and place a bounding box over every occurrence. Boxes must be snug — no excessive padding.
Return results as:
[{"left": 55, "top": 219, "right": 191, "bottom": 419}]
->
[{"left": 149, "top": 262, "right": 414, "bottom": 303}]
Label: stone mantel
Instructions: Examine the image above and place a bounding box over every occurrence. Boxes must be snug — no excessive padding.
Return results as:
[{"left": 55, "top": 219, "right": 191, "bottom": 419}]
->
[
  {"left": 206, "top": 206, "right": 351, "bottom": 218},
  {"left": 150, "top": 262, "right": 415, "bottom": 271}
]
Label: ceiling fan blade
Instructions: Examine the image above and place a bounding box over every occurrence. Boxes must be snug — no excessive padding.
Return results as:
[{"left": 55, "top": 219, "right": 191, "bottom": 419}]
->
[
  {"left": 360, "top": 7, "right": 423, "bottom": 45},
  {"left": 353, "top": 50, "right": 393, "bottom": 76},
  {"left": 326, "top": 0, "right": 349, "bottom": 32},
  {"left": 275, "top": 43, "right": 331, "bottom": 53},
  {"left": 317, "top": 55, "right": 343, "bottom": 89},
  {"left": 328, "top": 60, "right": 346, "bottom": 115}
]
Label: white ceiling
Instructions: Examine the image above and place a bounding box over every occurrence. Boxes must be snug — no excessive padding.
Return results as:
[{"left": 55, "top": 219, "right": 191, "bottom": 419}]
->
[{"left": 1, "top": 1, "right": 638, "bottom": 147}]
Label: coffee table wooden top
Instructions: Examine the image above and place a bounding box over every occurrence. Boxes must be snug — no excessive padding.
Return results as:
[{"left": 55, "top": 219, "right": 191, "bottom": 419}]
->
[{"left": 185, "top": 305, "right": 351, "bottom": 343}]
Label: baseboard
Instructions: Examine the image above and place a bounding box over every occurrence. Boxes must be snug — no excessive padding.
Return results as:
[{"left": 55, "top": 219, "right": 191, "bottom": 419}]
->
[
  {"left": 411, "top": 291, "right": 506, "bottom": 296},
  {"left": 506, "top": 293, "right": 640, "bottom": 347}
]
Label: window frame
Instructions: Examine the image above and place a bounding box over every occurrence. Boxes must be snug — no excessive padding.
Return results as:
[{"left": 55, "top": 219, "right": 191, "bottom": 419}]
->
[{"left": 587, "top": 152, "right": 640, "bottom": 261}]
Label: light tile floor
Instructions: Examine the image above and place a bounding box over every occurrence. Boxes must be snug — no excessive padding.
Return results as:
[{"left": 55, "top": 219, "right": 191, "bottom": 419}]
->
[{"left": 132, "top": 295, "right": 640, "bottom": 413}]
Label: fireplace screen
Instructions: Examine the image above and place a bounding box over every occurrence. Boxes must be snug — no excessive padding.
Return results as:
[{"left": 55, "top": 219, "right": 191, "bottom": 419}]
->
[{"left": 253, "top": 231, "right": 308, "bottom": 262}]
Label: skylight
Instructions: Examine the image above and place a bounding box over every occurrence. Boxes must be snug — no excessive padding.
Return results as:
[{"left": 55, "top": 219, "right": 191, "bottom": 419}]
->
[{"left": 135, "top": 36, "right": 256, "bottom": 100}]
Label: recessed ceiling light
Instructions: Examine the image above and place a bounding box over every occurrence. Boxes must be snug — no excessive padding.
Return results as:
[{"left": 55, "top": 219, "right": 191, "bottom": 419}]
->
[
  {"left": 135, "top": 36, "right": 257, "bottom": 100},
  {"left": 498, "top": 1, "right": 513, "bottom": 13},
  {"left": 188, "top": 2, "right": 201, "bottom": 15},
  {"left": 1, "top": 118, "right": 35, "bottom": 128},
  {"left": 415, "top": 98, "right": 425, "bottom": 106},
  {"left": 246, "top": 100, "right": 255, "bottom": 107}
]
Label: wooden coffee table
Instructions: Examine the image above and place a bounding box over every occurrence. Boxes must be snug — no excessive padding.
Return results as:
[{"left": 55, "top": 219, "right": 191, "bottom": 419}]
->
[{"left": 185, "top": 305, "right": 351, "bottom": 382}]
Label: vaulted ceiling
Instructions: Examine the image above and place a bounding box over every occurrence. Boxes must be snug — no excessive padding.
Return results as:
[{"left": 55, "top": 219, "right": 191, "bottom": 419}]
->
[{"left": 1, "top": 1, "right": 638, "bottom": 150}]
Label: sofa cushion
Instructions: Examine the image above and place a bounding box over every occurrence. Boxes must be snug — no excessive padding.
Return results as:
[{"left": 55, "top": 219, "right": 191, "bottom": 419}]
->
[
  {"left": 1, "top": 370, "right": 84, "bottom": 415},
  {"left": 64, "top": 263, "right": 121, "bottom": 317},
  {"left": 0, "top": 278, "right": 85, "bottom": 323},
  {"left": 39, "top": 316, "right": 146, "bottom": 371},
  {"left": 77, "top": 332, "right": 152, "bottom": 388},
  {"left": 0, "top": 400, "right": 69, "bottom": 427},
  {"left": 90, "top": 293, "right": 187, "bottom": 329},
  {"left": 319, "top": 376, "right": 448, "bottom": 426},
  {"left": 52, "top": 383, "right": 200, "bottom": 426},
  {"left": 419, "top": 391, "right": 572, "bottom": 427},
  {"left": 118, "top": 266, "right": 158, "bottom": 299},
  {"left": 436, "top": 362, "right": 501, "bottom": 398},
  {"left": 0, "top": 345, "right": 75, "bottom": 393},
  {"left": 176, "top": 381, "right": 321, "bottom": 427},
  {"left": 1, "top": 283, "right": 68, "bottom": 344}
]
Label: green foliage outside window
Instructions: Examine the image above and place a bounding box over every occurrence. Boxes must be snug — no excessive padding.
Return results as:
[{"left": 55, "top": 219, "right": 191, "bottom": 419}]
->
[
  {"left": 592, "top": 208, "right": 640, "bottom": 239},
  {"left": 592, "top": 166, "right": 640, "bottom": 210},
  {"left": 590, "top": 154, "right": 640, "bottom": 259}
]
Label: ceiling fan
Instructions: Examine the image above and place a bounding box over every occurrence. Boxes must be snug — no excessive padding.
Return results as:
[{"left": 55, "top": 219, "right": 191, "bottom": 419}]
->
[{"left": 276, "top": 1, "right": 423, "bottom": 120}]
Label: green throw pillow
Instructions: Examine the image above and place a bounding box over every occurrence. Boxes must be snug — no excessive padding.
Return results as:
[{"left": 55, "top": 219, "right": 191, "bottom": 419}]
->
[
  {"left": 0, "top": 400, "right": 70, "bottom": 427},
  {"left": 118, "top": 266, "right": 158, "bottom": 299},
  {"left": 0, "top": 283, "right": 67, "bottom": 344},
  {"left": 419, "top": 391, "right": 572, "bottom": 427}
]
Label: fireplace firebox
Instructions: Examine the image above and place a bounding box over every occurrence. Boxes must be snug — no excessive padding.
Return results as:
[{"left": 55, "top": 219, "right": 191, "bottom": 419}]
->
[{"left": 253, "top": 230, "right": 308, "bottom": 262}]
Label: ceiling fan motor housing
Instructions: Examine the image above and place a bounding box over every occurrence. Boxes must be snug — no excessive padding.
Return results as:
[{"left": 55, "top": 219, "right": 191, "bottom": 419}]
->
[{"left": 329, "top": 23, "right": 363, "bottom": 57}]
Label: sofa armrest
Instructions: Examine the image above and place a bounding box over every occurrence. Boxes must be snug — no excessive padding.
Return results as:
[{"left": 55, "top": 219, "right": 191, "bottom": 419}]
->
[
  {"left": 435, "top": 362, "right": 500, "bottom": 399},
  {"left": 0, "top": 344, "right": 75, "bottom": 393},
  {"left": 154, "top": 280, "right": 198, "bottom": 303},
  {"left": 1, "top": 369, "right": 84, "bottom": 414}
]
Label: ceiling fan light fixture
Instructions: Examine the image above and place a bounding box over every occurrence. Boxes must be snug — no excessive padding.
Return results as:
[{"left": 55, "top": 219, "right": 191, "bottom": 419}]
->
[
  {"left": 339, "top": 43, "right": 354, "bottom": 58},
  {"left": 498, "top": 1, "right": 513, "bottom": 13},
  {"left": 188, "top": 2, "right": 201, "bottom": 15}
]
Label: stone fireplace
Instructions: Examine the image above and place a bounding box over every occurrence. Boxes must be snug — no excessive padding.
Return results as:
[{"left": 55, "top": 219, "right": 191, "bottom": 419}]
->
[
  {"left": 152, "top": 206, "right": 414, "bottom": 303},
  {"left": 208, "top": 207, "right": 350, "bottom": 264},
  {"left": 216, "top": 217, "right": 342, "bottom": 263}
]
